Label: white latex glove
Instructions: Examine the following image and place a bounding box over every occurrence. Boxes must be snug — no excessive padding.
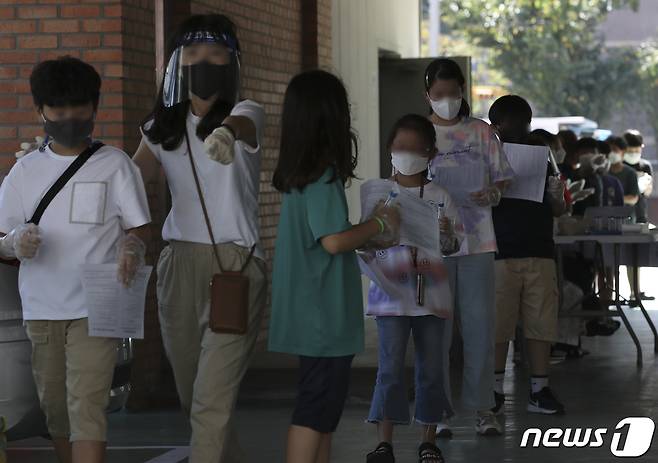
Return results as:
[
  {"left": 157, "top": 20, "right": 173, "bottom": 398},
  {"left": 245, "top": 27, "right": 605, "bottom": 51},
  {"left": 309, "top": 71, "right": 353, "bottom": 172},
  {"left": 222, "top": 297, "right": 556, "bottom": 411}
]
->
[
  {"left": 470, "top": 185, "right": 502, "bottom": 207},
  {"left": 0, "top": 223, "right": 41, "bottom": 260},
  {"left": 566, "top": 179, "right": 586, "bottom": 195},
  {"left": 15, "top": 136, "right": 45, "bottom": 159},
  {"left": 638, "top": 172, "right": 652, "bottom": 195},
  {"left": 571, "top": 188, "right": 595, "bottom": 204},
  {"left": 117, "top": 234, "right": 146, "bottom": 287},
  {"left": 439, "top": 216, "right": 460, "bottom": 255},
  {"left": 547, "top": 176, "right": 566, "bottom": 202},
  {"left": 204, "top": 126, "right": 236, "bottom": 165}
]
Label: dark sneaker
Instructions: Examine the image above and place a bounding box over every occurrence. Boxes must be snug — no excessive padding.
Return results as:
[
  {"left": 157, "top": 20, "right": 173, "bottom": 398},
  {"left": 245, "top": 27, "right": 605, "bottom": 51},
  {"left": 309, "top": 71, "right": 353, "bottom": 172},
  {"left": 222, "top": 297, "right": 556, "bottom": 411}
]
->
[
  {"left": 491, "top": 391, "right": 505, "bottom": 415},
  {"left": 528, "top": 387, "right": 566, "bottom": 415},
  {"left": 367, "top": 442, "right": 395, "bottom": 463},
  {"left": 475, "top": 411, "right": 503, "bottom": 436},
  {"left": 418, "top": 442, "right": 445, "bottom": 463}
]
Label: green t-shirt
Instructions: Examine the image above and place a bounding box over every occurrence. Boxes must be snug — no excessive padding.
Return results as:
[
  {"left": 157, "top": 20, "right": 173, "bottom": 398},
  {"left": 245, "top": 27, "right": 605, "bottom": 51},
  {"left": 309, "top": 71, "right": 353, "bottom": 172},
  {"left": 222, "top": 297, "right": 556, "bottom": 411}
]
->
[{"left": 268, "top": 168, "right": 364, "bottom": 357}]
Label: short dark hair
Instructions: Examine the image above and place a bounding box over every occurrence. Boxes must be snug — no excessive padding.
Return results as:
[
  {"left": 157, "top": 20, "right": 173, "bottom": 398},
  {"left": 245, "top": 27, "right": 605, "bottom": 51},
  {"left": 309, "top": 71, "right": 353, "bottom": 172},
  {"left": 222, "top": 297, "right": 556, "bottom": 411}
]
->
[
  {"left": 607, "top": 135, "right": 628, "bottom": 151},
  {"left": 597, "top": 140, "right": 611, "bottom": 155},
  {"left": 623, "top": 129, "right": 643, "bottom": 148},
  {"left": 530, "top": 128, "right": 556, "bottom": 145},
  {"left": 30, "top": 56, "right": 101, "bottom": 110},
  {"left": 386, "top": 114, "right": 436, "bottom": 153},
  {"left": 575, "top": 137, "right": 599, "bottom": 154},
  {"left": 424, "top": 58, "right": 470, "bottom": 118},
  {"left": 488, "top": 95, "right": 532, "bottom": 126},
  {"left": 273, "top": 70, "right": 357, "bottom": 193}
]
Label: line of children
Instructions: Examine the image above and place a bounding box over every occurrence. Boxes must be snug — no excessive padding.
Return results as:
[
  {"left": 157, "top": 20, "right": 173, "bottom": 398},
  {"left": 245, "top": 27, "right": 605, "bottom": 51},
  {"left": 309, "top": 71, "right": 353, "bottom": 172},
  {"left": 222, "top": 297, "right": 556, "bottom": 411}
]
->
[
  {"left": 364, "top": 114, "right": 461, "bottom": 463},
  {"left": 3, "top": 38, "right": 596, "bottom": 463}
]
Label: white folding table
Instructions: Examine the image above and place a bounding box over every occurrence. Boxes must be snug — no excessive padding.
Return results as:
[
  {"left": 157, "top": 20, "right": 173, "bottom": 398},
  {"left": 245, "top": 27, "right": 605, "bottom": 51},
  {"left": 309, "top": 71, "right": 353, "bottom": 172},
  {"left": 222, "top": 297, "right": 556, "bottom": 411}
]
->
[{"left": 554, "top": 232, "right": 658, "bottom": 367}]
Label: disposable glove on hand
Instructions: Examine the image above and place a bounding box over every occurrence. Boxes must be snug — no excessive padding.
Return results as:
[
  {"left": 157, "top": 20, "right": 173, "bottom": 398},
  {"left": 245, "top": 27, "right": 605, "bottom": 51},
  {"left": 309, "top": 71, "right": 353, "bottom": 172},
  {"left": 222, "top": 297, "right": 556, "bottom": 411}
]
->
[
  {"left": 117, "top": 234, "right": 146, "bottom": 287},
  {"left": 204, "top": 126, "right": 236, "bottom": 165},
  {"left": 15, "top": 136, "right": 45, "bottom": 159},
  {"left": 470, "top": 185, "right": 502, "bottom": 207},
  {"left": 0, "top": 223, "right": 41, "bottom": 260}
]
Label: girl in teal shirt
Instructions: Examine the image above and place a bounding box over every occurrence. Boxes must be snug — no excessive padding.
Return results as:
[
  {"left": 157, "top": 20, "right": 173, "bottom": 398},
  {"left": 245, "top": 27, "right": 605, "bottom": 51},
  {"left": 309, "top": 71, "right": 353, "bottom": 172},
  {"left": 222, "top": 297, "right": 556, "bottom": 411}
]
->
[{"left": 269, "top": 70, "right": 399, "bottom": 463}]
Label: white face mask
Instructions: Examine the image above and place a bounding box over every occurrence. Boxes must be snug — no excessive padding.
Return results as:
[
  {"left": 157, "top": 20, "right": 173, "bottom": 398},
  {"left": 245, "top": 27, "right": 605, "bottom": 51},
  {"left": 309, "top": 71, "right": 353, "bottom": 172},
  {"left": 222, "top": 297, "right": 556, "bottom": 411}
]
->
[
  {"left": 609, "top": 151, "right": 623, "bottom": 165},
  {"left": 428, "top": 95, "right": 462, "bottom": 120},
  {"left": 624, "top": 150, "right": 642, "bottom": 165},
  {"left": 391, "top": 151, "right": 429, "bottom": 176},
  {"left": 554, "top": 147, "right": 567, "bottom": 164}
]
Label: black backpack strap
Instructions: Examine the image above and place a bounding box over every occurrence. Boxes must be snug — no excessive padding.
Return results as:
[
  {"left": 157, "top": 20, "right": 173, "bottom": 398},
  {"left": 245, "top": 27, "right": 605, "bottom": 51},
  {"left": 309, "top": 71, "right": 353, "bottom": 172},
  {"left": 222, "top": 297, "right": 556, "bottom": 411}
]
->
[{"left": 28, "top": 141, "right": 104, "bottom": 225}]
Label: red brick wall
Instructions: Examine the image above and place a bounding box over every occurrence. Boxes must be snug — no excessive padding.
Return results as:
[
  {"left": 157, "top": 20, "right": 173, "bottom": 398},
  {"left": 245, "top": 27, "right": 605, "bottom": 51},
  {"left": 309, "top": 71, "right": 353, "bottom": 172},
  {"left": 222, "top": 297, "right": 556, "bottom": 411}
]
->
[{"left": 0, "top": 0, "right": 156, "bottom": 162}]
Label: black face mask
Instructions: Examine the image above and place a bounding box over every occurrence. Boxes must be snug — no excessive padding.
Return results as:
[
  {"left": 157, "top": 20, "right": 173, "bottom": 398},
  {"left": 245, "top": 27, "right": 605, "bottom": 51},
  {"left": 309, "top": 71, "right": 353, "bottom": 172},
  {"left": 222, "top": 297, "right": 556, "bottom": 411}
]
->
[
  {"left": 42, "top": 115, "right": 94, "bottom": 148},
  {"left": 183, "top": 60, "right": 237, "bottom": 102}
]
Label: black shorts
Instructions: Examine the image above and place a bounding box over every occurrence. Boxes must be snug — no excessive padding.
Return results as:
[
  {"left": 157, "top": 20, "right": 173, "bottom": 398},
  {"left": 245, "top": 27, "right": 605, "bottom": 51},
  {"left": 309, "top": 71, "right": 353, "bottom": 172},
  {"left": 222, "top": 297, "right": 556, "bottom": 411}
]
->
[{"left": 291, "top": 355, "right": 354, "bottom": 433}]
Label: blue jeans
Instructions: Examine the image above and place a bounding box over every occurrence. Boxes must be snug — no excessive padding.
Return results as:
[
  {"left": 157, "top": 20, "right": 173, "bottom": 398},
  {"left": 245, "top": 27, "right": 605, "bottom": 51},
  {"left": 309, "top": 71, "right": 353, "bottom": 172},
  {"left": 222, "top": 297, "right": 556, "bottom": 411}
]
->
[
  {"left": 443, "top": 252, "right": 496, "bottom": 411},
  {"left": 368, "top": 315, "right": 452, "bottom": 425}
]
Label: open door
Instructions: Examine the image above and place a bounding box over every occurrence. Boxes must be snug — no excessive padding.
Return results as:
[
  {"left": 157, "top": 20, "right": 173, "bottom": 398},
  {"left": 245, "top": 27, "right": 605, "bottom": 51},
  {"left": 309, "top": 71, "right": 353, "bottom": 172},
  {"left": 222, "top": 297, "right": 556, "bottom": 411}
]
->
[{"left": 378, "top": 56, "right": 472, "bottom": 178}]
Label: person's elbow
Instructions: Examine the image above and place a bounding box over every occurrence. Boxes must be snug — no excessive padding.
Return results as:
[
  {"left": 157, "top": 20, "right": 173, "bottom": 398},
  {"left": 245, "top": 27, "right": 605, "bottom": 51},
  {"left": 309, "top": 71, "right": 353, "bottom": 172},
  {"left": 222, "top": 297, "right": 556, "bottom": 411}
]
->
[
  {"left": 625, "top": 195, "right": 639, "bottom": 206},
  {"left": 320, "top": 234, "right": 344, "bottom": 255}
]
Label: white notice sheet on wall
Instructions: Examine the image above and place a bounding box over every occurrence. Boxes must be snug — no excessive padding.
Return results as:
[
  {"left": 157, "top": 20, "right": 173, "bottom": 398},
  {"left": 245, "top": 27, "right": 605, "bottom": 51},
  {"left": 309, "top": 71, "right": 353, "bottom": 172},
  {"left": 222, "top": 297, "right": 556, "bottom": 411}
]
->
[{"left": 81, "top": 264, "right": 153, "bottom": 339}]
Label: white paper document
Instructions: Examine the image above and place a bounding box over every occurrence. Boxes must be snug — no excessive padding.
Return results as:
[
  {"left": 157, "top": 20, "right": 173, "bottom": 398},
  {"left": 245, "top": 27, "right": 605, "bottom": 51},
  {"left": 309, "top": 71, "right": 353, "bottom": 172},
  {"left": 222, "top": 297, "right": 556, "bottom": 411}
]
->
[
  {"left": 81, "top": 264, "right": 153, "bottom": 339},
  {"left": 431, "top": 161, "right": 486, "bottom": 207},
  {"left": 360, "top": 179, "right": 439, "bottom": 251},
  {"left": 502, "top": 143, "right": 549, "bottom": 203}
]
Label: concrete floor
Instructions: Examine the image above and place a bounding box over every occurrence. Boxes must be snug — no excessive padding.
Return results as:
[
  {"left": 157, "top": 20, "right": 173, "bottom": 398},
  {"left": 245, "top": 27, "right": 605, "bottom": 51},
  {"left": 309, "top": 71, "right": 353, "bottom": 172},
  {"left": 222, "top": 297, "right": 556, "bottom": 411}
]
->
[{"left": 8, "top": 302, "right": 658, "bottom": 462}]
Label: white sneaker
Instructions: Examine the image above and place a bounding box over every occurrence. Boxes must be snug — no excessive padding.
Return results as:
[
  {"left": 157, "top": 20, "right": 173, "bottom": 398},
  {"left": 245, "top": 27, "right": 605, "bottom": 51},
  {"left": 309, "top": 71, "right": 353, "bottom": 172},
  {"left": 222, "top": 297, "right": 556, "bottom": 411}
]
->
[
  {"left": 475, "top": 411, "right": 503, "bottom": 436},
  {"left": 436, "top": 420, "right": 453, "bottom": 439}
]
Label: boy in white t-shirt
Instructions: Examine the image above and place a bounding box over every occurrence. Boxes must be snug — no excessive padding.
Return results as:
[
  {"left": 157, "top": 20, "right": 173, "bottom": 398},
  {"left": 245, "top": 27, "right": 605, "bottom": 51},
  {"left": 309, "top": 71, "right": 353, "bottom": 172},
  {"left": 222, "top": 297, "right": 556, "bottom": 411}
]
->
[{"left": 0, "top": 57, "right": 151, "bottom": 463}]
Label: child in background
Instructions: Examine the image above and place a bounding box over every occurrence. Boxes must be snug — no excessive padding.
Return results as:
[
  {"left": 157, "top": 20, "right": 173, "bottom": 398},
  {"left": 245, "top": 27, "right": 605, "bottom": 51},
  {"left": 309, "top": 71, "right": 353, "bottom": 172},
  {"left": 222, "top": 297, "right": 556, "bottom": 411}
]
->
[
  {"left": 269, "top": 70, "right": 400, "bottom": 463},
  {"left": 489, "top": 96, "right": 567, "bottom": 420},
  {"left": 364, "top": 114, "right": 460, "bottom": 463}
]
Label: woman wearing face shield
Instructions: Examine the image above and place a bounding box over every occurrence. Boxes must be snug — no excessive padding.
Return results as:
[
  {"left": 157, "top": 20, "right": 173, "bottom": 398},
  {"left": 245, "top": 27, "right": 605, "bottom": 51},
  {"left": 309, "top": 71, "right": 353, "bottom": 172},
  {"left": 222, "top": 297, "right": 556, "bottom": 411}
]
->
[
  {"left": 133, "top": 15, "right": 266, "bottom": 462},
  {"left": 423, "top": 58, "right": 515, "bottom": 437}
]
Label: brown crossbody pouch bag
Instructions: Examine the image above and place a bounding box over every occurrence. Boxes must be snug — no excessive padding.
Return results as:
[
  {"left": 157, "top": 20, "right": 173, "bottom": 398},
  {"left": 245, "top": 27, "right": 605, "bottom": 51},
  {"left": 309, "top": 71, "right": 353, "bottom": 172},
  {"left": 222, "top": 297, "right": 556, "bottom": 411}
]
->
[{"left": 184, "top": 130, "right": 255, "bottom": 335}]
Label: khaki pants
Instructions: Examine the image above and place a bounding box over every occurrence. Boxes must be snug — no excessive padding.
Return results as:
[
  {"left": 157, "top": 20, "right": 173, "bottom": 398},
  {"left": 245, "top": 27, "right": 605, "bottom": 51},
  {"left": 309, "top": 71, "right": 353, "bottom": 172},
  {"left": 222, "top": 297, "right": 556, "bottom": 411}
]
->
[
  {"left": 495, "top": 258, "right": 559, "bottom": 343},
  {"left": 24, "top": 318, "right": 117, "bottom": 442},
  {"left": 157, "top": 241, "right": 267, "bottom": 463}
]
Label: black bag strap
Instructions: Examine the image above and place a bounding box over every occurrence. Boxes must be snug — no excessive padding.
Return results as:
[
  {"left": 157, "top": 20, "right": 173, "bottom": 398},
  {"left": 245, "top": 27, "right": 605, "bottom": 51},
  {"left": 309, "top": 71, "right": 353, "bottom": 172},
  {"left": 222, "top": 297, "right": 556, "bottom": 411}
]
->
[
  {"left": 28, "top": 141, "right": 104, "bottom": 225},
  {"left": 183, "top": 129, "right": 255, "bottom": 274}
]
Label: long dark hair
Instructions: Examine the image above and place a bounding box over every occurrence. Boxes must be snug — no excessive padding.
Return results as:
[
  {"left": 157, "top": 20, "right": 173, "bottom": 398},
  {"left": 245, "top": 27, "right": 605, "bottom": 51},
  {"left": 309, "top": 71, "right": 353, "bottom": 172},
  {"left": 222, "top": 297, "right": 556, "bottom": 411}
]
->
[
  {"left": 141, "top": 15, "right": 240, "bottom": 151},
  {"left": 272, "top": 70, "right": 358, "bottom": 193},
  {"left": 424, "top": 58, "right": 470, "bottom": 118}
]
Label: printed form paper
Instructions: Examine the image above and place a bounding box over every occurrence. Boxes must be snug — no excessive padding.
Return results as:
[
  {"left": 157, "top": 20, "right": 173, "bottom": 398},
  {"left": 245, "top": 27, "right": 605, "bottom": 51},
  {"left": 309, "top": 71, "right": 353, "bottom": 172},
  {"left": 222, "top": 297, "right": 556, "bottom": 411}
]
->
[
  {"left": 431, "top": 161, "right": 487, "bottom": 207},
  {"left": 360, "top": 179, "right": 439, "bottom": 251},
  {"left": 502, "top": 143, "right": 549, "bottom": 203},
  {"left": 81, "top": 264, "right": 153, "bottom": 339}
]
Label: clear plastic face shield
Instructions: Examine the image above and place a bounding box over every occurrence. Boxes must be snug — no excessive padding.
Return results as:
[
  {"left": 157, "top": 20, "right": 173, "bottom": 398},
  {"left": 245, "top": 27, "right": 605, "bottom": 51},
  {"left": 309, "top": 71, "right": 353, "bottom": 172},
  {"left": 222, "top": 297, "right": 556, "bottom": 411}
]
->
[{"left": 162, "top": 31, "right": 240, "bottom": 107}]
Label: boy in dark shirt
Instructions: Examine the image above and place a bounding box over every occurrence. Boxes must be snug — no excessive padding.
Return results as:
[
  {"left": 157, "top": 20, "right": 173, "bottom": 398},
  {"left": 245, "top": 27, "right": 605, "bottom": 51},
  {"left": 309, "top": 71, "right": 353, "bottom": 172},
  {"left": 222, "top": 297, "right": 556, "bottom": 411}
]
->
[{"left": 489, "top": 95, "right": 567, "bottom": 418}]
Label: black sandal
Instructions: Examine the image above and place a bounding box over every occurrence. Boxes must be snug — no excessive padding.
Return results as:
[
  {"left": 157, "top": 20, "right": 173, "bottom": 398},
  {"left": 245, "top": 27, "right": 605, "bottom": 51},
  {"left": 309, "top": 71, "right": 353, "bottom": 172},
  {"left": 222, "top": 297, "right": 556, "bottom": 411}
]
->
[
  {"left": 367, "top": 442, "right": 395, "bottom": 463},
  {"left": 419, "top": 442, "right": 445, "bottom": 463}
]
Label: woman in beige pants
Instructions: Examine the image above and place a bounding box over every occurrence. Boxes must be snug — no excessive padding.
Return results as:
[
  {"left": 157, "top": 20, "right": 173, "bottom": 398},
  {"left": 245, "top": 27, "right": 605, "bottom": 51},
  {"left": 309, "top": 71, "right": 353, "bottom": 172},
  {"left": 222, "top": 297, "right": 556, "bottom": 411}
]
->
[{"left": 133, "top": 14, "right": 266, "bottom": 462}]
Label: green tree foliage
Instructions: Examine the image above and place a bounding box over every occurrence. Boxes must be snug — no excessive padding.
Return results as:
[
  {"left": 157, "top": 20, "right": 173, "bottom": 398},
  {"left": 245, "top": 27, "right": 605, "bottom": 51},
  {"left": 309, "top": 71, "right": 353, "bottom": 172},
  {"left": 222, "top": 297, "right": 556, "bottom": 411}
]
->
[{"left": 442, "top": 0, "right": 640, "bottom": 119}]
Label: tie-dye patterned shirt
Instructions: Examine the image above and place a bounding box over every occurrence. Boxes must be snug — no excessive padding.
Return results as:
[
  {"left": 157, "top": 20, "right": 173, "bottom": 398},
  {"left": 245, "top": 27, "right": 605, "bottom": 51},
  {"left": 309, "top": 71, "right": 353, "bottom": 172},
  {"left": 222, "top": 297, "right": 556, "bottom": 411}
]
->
[{"left": 432, "top": 117, "right": 514, "bottom": 256}]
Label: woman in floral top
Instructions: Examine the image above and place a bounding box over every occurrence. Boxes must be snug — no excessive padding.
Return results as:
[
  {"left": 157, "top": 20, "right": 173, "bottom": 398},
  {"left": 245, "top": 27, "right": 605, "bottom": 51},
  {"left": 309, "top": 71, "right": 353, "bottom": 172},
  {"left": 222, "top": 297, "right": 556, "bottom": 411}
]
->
[{"left": 425, "top": 58, "right": 514, "bottom": 437}]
